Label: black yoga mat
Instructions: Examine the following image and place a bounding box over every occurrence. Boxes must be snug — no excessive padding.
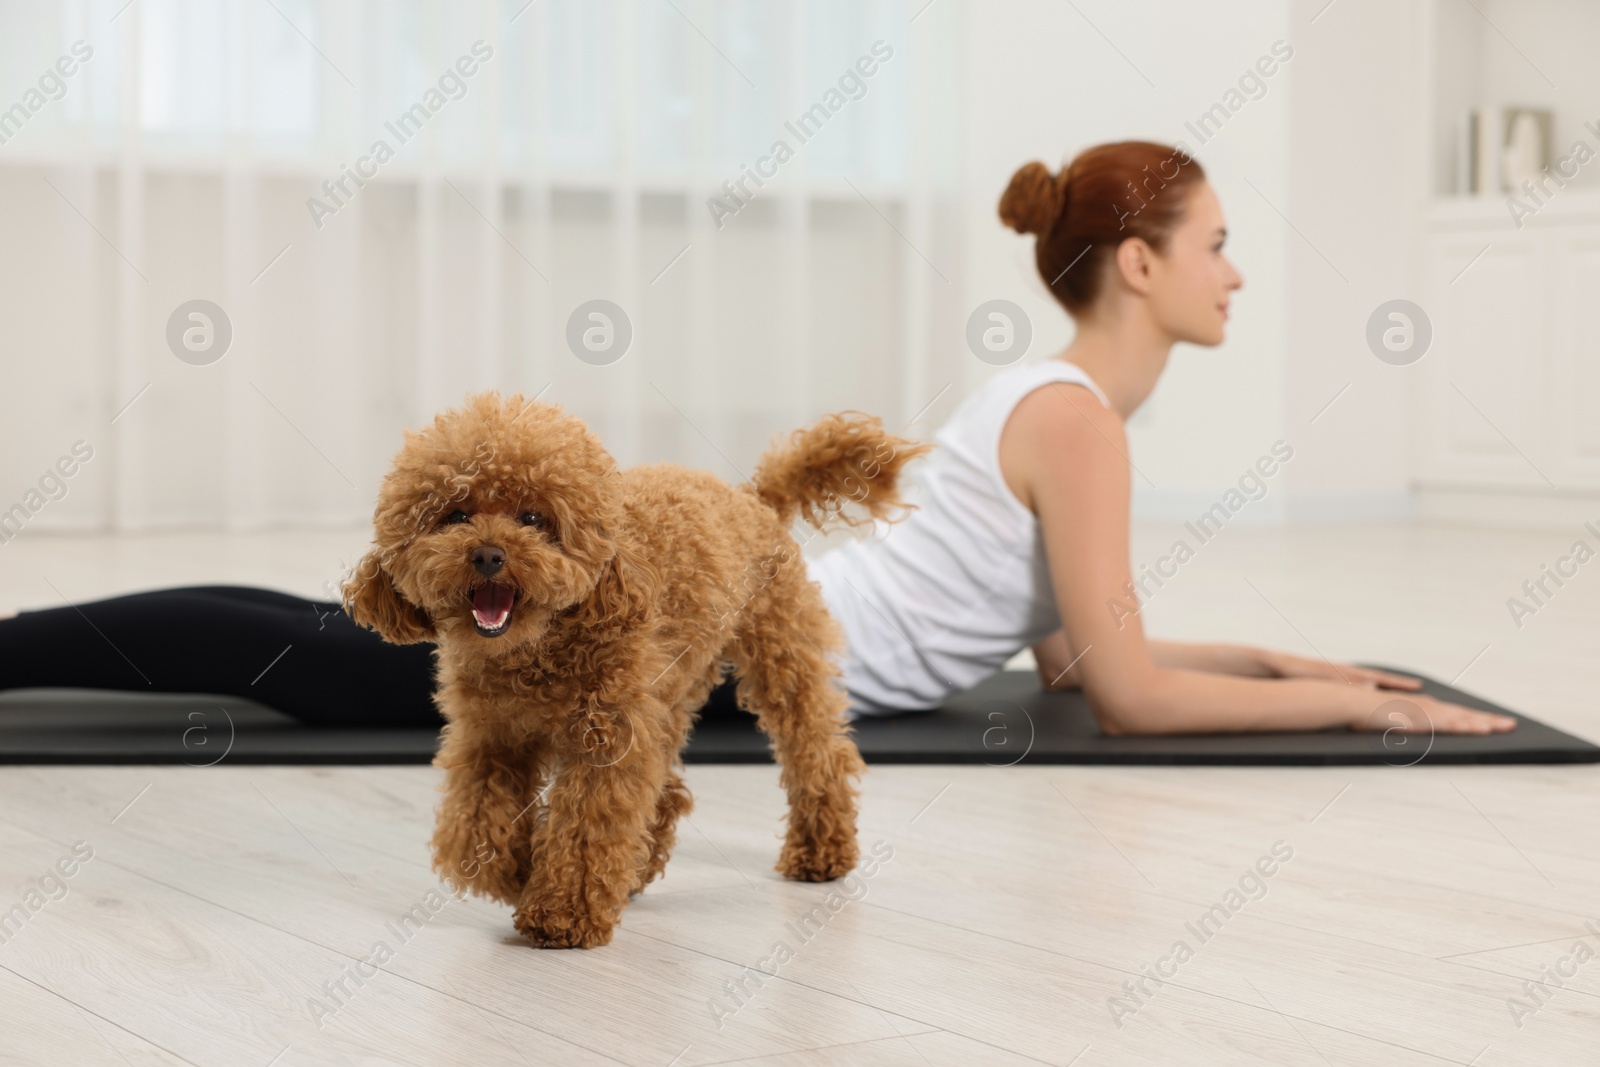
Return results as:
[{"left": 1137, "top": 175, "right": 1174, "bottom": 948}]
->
[{"left": 0, "top": 666, "right": 1592, "bottom": 766}]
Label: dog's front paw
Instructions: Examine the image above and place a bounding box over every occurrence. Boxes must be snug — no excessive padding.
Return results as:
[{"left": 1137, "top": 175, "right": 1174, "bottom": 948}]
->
[
  {"left": 430, "top": 827, "right": 527, "bottom": 906},
  {"left": 513, "top": 899, "right": 615, "bottom": 949},
  {"left": 777, "top": 832, "right": 860, "bottom": 882}
]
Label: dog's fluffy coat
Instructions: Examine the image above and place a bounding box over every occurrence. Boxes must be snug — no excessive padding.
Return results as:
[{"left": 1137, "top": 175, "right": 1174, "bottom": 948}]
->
[{"left": 342, "top": 392, "right": 930, "bottom": 947}]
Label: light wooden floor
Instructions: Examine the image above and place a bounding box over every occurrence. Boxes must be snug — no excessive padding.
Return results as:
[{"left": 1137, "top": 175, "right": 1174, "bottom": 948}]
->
[{"left": 1, "top": 521, "right": 1597, "bottom": 1066}]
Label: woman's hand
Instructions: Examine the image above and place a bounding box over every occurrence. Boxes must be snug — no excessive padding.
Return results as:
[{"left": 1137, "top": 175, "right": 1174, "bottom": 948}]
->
[
  {"left": 1257, "top": 649, "right": 1423, "bottom": 691},
  {"left": 1347, "top": 691, "right": 1517, "bottom": 735}
]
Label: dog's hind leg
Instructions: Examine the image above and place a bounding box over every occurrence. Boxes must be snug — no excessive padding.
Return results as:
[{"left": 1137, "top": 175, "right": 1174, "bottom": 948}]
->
[{"left": 729, "top": 566, "right": 865, "bottom": 882}]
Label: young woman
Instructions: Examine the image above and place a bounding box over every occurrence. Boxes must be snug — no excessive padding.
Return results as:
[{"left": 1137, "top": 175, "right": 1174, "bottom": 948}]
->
[
  {"left": 0, "top": 141, "right": 1513, "bottom": 737},
  {"left": 811, "top": 140, "right": 1510, "bottom": 735}
]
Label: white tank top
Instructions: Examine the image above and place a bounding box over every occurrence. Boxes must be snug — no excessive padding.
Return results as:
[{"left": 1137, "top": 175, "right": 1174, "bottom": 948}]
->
[{"left": 807, "top": 358, "right": 1111, "bottom": 717}]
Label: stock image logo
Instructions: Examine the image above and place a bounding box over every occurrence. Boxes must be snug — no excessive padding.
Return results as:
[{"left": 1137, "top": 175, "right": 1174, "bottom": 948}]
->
[
  {"left": 566, "top": 299, "right": 632, "bottom": 366},
  {"left": 966, "top": 299, "right": 1032, "bottom": 366},
  {"left": 978, "top": 698, "right": 1034, "bottom": 766},
  {"left": 1376, "top": 697, "right": 1435, "bottom": 767},
  {"left": 574, "top": 711, "right": 635, "bottom": 768},
  {"left": 181, "top": 705, "right": 236, "bottom": 768},
  {"left": 1366, "top": 299, "right": 1431, "bottom": 366},
  {"left": 166, "top": 299, "right": 233, "bottom": 366}
]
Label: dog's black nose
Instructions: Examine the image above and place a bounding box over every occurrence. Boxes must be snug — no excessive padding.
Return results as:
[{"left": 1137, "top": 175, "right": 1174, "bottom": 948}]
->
[{"left": 470, "top": 545, "right": 505, "bottom": 578}]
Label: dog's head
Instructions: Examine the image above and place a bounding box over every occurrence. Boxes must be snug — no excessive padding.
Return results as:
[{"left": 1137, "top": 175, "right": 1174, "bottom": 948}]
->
[{"left": 342, "top": 391, "right": 657, "bottom": 654}]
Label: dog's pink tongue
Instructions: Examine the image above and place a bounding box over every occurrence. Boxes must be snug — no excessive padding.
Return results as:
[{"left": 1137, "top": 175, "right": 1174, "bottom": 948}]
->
[{"left": 472, "top": 584, "right": 515, "bottom": 628}]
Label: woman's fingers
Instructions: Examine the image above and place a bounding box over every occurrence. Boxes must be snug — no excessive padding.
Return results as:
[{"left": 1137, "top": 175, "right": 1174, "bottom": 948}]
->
[
  {"left": 1271, "top": 654, "right": 1424, "bottom": 691},
  {"left": 1353, "top": 695, "right": 1516, "bottom": 734},
  {"left": 1438, "top": 704, "right": 1518, "bottom": 734},
  {"left": 1346, "top": 665, "right": 1423, "bottom": 690}
]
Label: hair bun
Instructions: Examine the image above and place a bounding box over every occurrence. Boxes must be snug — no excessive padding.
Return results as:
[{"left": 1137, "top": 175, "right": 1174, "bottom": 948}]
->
[{"left": 998, "top": 160, "right": 1064, "bottom": 237}]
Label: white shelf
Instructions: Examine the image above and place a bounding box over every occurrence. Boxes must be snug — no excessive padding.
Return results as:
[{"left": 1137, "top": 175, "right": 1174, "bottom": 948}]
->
[{"left": 1426, "top": 189, "right": 1600, "bottom": 230}]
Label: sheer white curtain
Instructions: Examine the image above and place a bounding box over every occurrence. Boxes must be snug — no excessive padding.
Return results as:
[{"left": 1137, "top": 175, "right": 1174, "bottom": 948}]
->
[{"left": 0, "top": 0, "right": 964, "bottom": 534}]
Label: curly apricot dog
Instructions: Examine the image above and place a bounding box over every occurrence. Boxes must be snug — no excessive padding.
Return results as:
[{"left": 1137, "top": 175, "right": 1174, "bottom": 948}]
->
[{"left": 342, "top": 391, "right": 930, "bottom": 948}]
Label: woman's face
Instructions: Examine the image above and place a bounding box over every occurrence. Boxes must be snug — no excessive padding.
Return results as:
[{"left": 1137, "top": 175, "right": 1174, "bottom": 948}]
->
[{"left": 1143, "top": 180, "right": 1243, "bottom": 346}]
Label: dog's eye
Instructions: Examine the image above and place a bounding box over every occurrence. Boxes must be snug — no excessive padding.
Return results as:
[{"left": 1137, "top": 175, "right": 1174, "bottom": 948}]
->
[
  {"left": 442, "top": 509, "right": 470, "bottom": 526},
  {"left": 520, "top": 511, "right": 547, "bottom": 530}
]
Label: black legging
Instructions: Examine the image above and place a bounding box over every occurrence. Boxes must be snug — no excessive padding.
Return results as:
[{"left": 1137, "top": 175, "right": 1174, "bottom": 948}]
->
[{"left": 0, "top": 585, "right": 742, "bottom": 729}]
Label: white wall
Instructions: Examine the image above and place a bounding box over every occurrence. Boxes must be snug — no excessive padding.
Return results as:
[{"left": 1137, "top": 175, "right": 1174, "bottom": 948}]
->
[{"left": 1281, "top": 0, "right": 1423, "bottom": 522}]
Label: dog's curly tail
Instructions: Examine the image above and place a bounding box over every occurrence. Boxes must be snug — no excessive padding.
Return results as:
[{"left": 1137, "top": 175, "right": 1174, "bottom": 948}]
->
[{"left": 747, "top": 411, "right": 935, "bottom": 532}]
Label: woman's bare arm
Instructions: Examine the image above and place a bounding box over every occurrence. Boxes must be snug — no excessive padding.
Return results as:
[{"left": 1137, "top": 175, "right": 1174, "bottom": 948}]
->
[
  {"left": 1034, "top": 633, "right": 1422, "bottom": 691},
  {"left": 1008, "top": 382, "right": 1513, "bottom": 736},
  {"left": 1034, "top": 631, "right": 1264, "bottom": 688}
]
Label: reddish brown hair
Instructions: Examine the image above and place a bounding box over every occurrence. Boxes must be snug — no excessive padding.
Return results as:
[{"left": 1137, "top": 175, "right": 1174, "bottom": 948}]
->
[{"left": 999, "top": 141, "right": 1206, "bottom": 315}]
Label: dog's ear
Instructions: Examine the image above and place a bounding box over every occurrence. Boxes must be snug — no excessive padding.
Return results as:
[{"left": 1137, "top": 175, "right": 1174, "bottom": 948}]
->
[
  {"left": 567, "top": 536, "right": 660, "bottom": 635},
  {"left": 342, "top": 550, "right": 436, "bottom": 645}
]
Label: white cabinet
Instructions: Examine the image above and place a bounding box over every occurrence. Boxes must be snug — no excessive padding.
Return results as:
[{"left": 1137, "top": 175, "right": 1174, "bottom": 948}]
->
[
  {"left": 1415, "top": 199, "right": 1600, "bottom": 496},
  {"left": 1550, "top": 225, "right": 1600, "bottom": 488}
]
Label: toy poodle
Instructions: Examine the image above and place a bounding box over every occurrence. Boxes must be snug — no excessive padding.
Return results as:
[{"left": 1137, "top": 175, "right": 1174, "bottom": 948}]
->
[{"left": 341, "top": 390, "right": 931, "bottom": 948}]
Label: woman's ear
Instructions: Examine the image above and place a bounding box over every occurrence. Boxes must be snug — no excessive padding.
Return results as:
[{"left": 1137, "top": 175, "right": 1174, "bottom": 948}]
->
[
  {"left": 341, "top": 550, "right": 436, "bottom": 644},
  {"left": 568, "top": 537, "right": 661, "bottom": 635},
  {"left": 1114, "top": 235, "right": 1155, "bottom": 296}
]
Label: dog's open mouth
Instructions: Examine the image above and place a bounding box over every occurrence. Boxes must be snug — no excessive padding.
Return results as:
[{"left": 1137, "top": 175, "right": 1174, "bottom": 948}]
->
[{"left": 468, "top": 583, "right": 519, "bottom": 637}]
